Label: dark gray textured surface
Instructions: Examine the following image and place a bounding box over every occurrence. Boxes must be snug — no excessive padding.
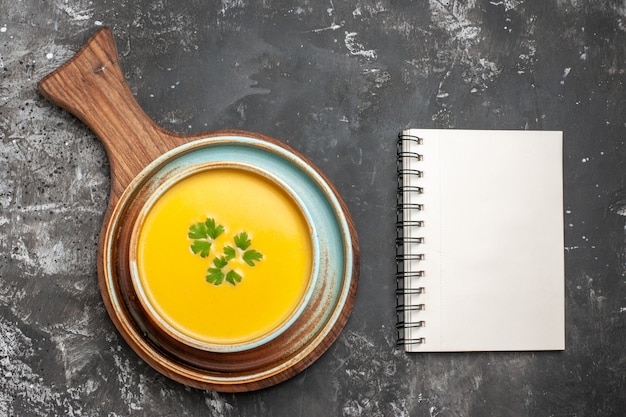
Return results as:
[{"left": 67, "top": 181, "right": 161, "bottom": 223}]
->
[{"left": 2, "top": 0, "right": 626, "bottom": 415}]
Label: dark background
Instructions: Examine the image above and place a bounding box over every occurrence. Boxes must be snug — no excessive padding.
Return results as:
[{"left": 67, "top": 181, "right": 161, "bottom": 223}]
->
[{"left": 2, "top": 0, "right": 626, "bottom": 415}]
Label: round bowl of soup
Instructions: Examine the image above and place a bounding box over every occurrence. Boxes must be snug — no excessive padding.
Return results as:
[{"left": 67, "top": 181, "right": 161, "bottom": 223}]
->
[
  {"left": 129, "top": 162, "right": 318, "bottom": 352},
  {"left": 100, "top": 132, "right": 358, "bottom": 391}
]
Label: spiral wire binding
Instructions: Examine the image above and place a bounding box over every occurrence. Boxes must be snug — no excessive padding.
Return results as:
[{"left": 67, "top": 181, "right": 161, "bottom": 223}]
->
[{"left": 396, "top": 132, "right": 426, "bottom": 347}]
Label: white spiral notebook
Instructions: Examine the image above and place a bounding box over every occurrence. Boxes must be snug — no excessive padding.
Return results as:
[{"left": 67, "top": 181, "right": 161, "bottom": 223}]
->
[{"left": 396, "top": 129, "right": 565, "bottom": 352}]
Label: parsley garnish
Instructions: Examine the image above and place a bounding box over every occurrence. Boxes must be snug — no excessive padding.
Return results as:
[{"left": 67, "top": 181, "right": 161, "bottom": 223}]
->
[
  {"left": 188, "top": 218, "right": 225, "bottom": 258},
  {"left": 243, "top": 249, "right": 263, "bottom": 266},
  {"left": 234, "top": 232, "right": 252, "bottom": 250},
  {"left": 188, "top": 217, "right": 263, "bottom": 286}
]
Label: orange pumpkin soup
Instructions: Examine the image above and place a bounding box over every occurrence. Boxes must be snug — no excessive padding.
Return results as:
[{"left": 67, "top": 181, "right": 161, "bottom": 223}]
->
[{"left": 132, "top": 166, "right": 313, "bottom": 347}]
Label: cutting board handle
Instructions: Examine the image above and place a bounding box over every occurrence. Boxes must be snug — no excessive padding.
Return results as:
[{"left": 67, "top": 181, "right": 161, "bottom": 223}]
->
[{"left": 38, "top": 28, "right": 187, "bottom": 202}]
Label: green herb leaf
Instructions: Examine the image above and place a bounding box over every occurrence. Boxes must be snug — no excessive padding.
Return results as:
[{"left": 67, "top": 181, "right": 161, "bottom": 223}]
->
[
  {"left": 206, "top": 268, "right": 224, "bottom": 285},
  {"left": 188, "top": 222, "right": 208, "bottom": 239},
  {"left": 234, "top": 232, "right": 251, "bottom": 250},
  {"left": 224, "top": 245, "right": 236, "bottom": 261},
  {"left": 213, "top": 256, "right": 228, "bottom": 269},
  {"left": 225, "top": 270, "right": 242, "bottom": 285},
  {"left": 205, "top": 218, "right": 225, "bottom": 239},
  {"left": 243, "top": 249, "right": 263, "bottom": 266},
  {"left": 190, "top": 240, "right": 211, "bottom": 258}
]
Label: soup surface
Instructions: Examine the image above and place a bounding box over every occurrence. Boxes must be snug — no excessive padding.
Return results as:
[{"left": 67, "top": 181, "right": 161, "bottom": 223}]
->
[{"left": 134, "top": 166, "right": 313, "bottom": 346}]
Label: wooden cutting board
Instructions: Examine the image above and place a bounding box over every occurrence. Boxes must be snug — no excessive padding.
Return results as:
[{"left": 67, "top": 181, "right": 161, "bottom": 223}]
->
[{"left": 38, "top": 28, "right": 359, "bottom": 392}]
